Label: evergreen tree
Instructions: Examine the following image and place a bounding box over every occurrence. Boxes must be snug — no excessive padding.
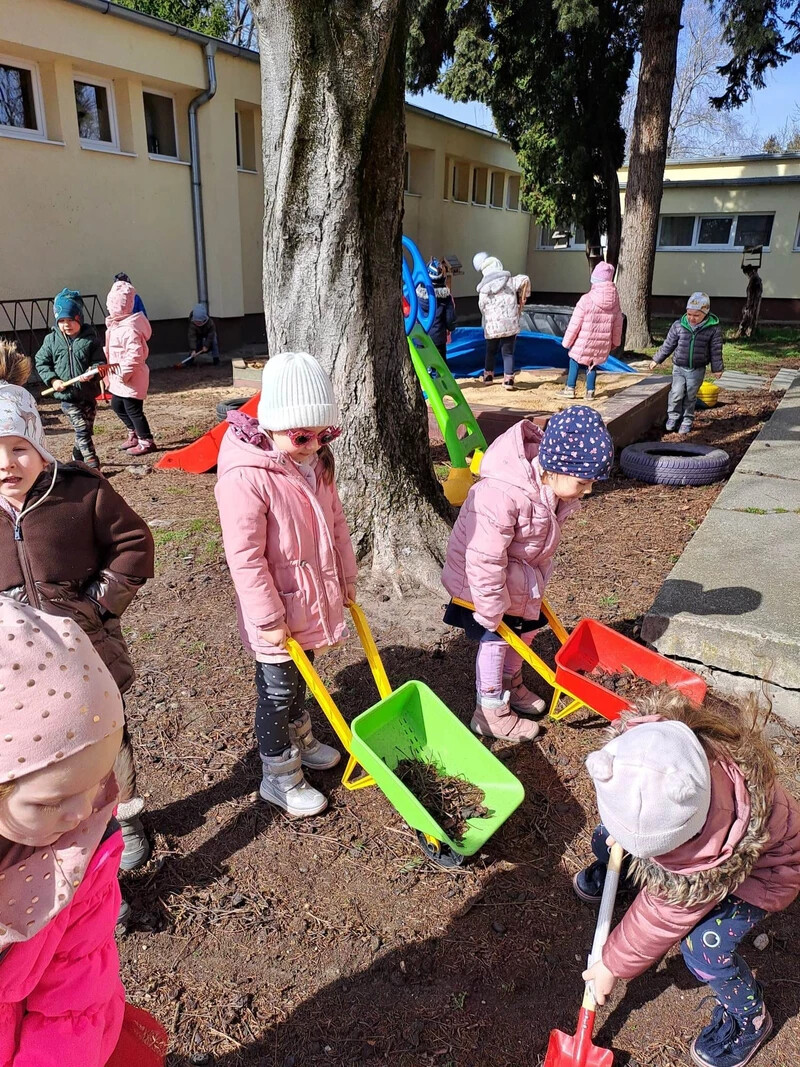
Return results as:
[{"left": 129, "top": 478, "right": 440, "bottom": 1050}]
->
[{"left": 117, "top": 0, "right": 230, "bottom": 39}]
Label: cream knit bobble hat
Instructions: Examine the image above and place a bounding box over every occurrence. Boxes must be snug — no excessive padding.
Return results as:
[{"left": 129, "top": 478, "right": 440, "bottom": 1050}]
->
[
  {"left": 257, "top": 352, "right": 339, "bottom": 432},
  {"left": 585, "top": 719, "right": 712, "bottom": 859}
]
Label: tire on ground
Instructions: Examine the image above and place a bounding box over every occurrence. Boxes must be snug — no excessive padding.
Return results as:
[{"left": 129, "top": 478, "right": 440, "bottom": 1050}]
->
[
  {"left": 620, "top": 441, "right": 730, "bottom": 486},
  {"left": 215, "top": 398, "right": 250, "bottom": 422}
]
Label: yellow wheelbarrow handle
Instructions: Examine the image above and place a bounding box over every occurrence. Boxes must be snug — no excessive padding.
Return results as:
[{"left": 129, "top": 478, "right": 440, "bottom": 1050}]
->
[
  {"left": 285, "top": 638, "right": 355, "bottom": 752},
  {"left": 348, "top": 602, "right": 392, "bottom": 699},
  {"left": 452, "top": 598, "right": 558, "bottom": 686}
]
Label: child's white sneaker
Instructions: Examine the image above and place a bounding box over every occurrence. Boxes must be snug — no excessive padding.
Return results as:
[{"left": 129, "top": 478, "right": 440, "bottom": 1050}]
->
[
  {"left": 260, "top": 746, "right": 328, "bottom": 816},
  {"left": 561, "top": 386, "right": 576, "bottom": 399}
]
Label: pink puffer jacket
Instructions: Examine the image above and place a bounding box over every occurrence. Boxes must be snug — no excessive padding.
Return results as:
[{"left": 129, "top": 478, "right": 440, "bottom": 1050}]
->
[
  {"left": 0, "top": 832, "right": 125, "bottom": 1066},
  {"left": 442, "top": 420, "right": 580, "bottom": 630},
  {"left": 104, "top": 281, "right": 152, "bottom": 399},
  {"left": 562, "top": 280, "right": 623, "bottom": 368},
  {"left": 214, "top": 417, "right": 358, "bottom": 659},
  {"left": 603, "top": 720, "right": 800, "bottom": 980}
]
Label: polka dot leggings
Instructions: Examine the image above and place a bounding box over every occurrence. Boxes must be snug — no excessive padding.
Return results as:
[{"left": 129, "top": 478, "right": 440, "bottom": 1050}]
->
[
  {"left": 681, "top": 896, "right": 767, "bottom": 1020},
  {"left": 254, "top": 655, "right": 314, "bottom": 757}
]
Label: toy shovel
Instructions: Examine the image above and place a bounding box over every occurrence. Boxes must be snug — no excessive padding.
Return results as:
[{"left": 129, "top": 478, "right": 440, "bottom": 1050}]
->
[{"left": 543, "top": 842, "right": 624, "bottom": 1067}]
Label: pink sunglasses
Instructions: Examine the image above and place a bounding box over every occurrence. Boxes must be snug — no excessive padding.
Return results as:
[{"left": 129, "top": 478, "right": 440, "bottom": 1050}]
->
[{"left": 283, "top": 426, "right": 342, "bottom": 447}]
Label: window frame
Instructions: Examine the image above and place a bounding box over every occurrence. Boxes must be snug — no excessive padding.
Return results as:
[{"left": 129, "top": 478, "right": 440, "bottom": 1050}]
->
[
  {"left": 794, "top": 213, "right": 800, "bottom": 252},
  {"left": 450, "top": 159, "right": 470, "bottom": 204},
  {"left": 657, "top": 212, "right": 774, "bottom": 252},
  {"left": 506, "top": 174, "right": 521, "bottom": 211},
  {"left": 73, "top": 71, "right": 119, "bottom": 152},
  {"left": 537, "top": 222, "right": 587, "bottom": 251},
  {"left": 0, "top": 54, "right": 47, "bottom": 141},
  {"left": 143, "top": 86, "right": 179, "bottom": 161}
]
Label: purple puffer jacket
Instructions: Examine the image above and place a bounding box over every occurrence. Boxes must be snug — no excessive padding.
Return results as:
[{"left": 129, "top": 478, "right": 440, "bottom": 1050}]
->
[{"left": 441, "top": 420, "right": 580, "bottom": 630}]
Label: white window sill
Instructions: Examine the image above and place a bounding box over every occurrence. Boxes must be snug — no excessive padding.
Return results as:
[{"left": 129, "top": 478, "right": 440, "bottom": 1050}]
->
[
  {"left": 149, "top": 153, "right": 189, "bottom": 166},
  {"left": 489, "top": 204, "right": 505, "bottom": 210},
  {"left": 471, "top": 201, "right": 486, "bottom": 207},
  {"left": 80, "top": 141, "right": 135, "bottom": 157},
  {"left": 658, "top": 246, "right": 771, "bottom": 253},
  {"left": 536, "top": 246, "right": 588, "bottom": 252},
  {"left": 237, "top": 166, "right": 258, "bottom": 174},
  {"left": 403, "top": 190, "right": 421, "bottom": 197},
  {"left": 0, "top": 129, "right": 63, "bottom": 146},
  {"left": 451, "top": 198, "right": 469, "bottom": 205}
]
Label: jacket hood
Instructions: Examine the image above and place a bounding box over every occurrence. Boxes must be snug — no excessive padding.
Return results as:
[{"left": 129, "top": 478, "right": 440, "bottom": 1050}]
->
[
  {"left": 611, "top": 711, "right": 773, "bottom": 908},
  {"left": 680, "top": 312, "right": 720, "bottom": 331},
  {"left": 477, "top": 269, "right": 513, "bottom": 296},
  {"left": 588, "top": 280, "right": 620, "bottom": 313},
  {"left": 217, "top": 413, "right": 297, "bottom": 479},
  {"left": 478, "top": 420, "right": 563, "bottom": 510},
  {"left": 106, "top": 279, "right": 136, "bottom": 318},
  {"left": 105, "top": 307, "right": 152, "bottom": 340}
]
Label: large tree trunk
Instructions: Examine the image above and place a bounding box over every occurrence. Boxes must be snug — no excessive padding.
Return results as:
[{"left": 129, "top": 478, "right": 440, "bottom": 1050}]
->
[
  {"left": 605, "top": 167, "right": 622, "bottom": 269},
  {"left": 616, "top": 0, "right": 684, "bottom": 351},
  {"left": 251, "top": 0, "right": 452, "bottom": 591}
]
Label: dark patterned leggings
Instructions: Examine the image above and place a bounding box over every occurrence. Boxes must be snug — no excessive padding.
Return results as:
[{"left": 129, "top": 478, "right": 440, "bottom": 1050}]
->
[
  {"left": 681, "top": 896, "right": 767, "bottom": 1020},
  {"left": 61, "top": 398, "right": 97, "bottom": 462},
  {"left": 255, "top": 654, "right": 314, "bottom": 756}
]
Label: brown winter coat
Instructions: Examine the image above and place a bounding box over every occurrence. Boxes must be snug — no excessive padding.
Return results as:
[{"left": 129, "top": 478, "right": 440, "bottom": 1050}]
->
[
  {"left": 603, "top": 710, "right": 800, "bottom": 980},
  {"left": 0, "top": 462, "right": 154, "bottom": 693}
]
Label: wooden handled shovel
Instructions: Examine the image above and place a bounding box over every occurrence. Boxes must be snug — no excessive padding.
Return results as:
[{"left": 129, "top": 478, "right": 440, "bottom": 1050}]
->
[{"left": 543, "top": 842, "right": 624, "bottom": 1067}]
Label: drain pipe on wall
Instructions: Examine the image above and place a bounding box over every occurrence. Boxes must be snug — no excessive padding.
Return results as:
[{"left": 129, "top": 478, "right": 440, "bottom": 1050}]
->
[{"left": 188, "top": 43, "right": 217, "bottom": 313}]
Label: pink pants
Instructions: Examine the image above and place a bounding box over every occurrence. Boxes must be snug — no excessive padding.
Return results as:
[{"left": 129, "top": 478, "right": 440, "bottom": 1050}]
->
[{"left": 475, "top": 630, "right": 535, "bottom": 698}]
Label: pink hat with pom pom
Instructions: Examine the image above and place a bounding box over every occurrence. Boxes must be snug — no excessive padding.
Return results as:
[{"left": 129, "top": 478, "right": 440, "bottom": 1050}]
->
[
  {"left": 585, "top": 719, "right": 711, "bottom": 858},
  {"left": 591, "top": 262, "right": 615, "bottom": 284}
]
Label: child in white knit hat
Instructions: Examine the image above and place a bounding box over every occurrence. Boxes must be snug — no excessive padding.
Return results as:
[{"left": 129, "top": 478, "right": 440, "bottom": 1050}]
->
[
  {"left": 0, "top": 601, "right": 166, "bottom": 1064},
  {"left": 577, "top": 690, "right": 800, "bottom": 1067},
  {"left": 214, "top": 352, "right": 358, "bottom": 817}
]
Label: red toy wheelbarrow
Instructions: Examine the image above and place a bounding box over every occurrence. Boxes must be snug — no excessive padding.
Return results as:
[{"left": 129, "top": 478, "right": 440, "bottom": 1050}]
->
[{"left": 544, "top": 842, "right": 624, "bottom": 1066}]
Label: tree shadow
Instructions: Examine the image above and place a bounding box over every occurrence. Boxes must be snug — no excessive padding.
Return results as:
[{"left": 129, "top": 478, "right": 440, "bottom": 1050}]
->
[{"left": 643, "top": 579, "right": 762, "bottom": 642}]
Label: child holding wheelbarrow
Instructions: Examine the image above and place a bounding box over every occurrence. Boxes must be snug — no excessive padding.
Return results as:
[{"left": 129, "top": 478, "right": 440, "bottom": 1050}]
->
[
  {"left": 442, "top": 406, "right": 613, "bottom": 742},
  {"left": 578, "top": 689, "right": 800, "bottom": 1067},
  {"left": 214, "top": 351, "right": 358, "bottom": 817}
]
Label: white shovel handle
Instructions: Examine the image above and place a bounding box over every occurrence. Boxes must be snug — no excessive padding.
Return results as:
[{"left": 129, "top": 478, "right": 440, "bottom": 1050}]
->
[{"left": 585, "top": 841, "right": 625, "bottom": 1007}]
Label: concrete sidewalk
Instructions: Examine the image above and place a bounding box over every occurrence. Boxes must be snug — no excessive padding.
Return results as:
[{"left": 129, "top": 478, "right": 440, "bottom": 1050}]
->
[{"left": 642, "top": 381, "right": 800, "bottom": 723}]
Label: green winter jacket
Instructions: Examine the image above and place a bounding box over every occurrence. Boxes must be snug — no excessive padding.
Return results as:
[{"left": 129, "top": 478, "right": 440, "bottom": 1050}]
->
[{"left": 34, "top": 325, "right": 104, "bottom": 403}]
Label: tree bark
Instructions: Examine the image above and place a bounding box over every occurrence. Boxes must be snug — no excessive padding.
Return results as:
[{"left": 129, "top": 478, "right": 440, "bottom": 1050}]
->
[
  {"left": 250, "top": 0, "right": 452, "bottom": 591},
  {"left": 735, "top": 271, "right": 763, "bottom": 338},
  {"left": 616, "top": 0, "right": 684, "bottom": 351}
]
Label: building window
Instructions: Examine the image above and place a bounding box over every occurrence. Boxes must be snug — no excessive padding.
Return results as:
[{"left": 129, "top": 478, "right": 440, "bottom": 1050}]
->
[
  {"left": 472, "top": 166, "right": 488, "bottom": 204},
  {"left": 0, "top": 57, "right": 45, "bottom": 139},
  {"left": 658, "top": 212, "right": 774, "bottom": 250},
  {"left": 143, "top": 90, "right": 177, "bottom": 158},
  {"left": 506, "top": 174, "right": 521, "bottom": 211},
  {"left": 489, "top": 171, "right": 505, "bottom": 208},
  {"left": 658, "top": 216, "right": 695, "bottom": 247},
  {"left": 235, "top": 109, "right": 257, "bottom": 171},
  {"left": 74, "top": 76, "right": 118, "bottom": 148},
  {"left": 794, "top": 213, "right": 800, "bottom": 252},
  {"left": 449, "top": 160, "right": 470, "bottom": 202},
  {"left": 538, "top": 223, "right": 586, "bottom": 249}
]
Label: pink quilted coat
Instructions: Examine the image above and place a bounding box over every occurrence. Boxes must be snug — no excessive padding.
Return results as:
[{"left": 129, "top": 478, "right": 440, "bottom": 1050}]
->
[
  {"left": 603, "top": 721, "right": 800, "bottom": 980},
  {"left": 442, "top": 420, "right": 580, "bottom": 630},
  {"left": 104, "top": 282, "right": 152, "bottom": 399},
  {"left": 0, "top": 832, "right": 125, "bottom": 1066},
  {"left": 562, "top": 280, "right": 623, "bottom": 368},
  {"left": 214, "top": 420, "right": 358, "bottom": 659}
]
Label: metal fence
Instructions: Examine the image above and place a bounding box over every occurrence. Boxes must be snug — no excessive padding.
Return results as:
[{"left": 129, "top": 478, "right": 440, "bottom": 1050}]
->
[{"left": 0, "top": 295, "right": 106, "bottom": 356}]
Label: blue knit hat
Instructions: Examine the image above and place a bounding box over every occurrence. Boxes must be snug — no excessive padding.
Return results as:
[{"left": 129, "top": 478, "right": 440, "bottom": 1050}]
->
[
  {"left": 53, "top": 288, "right": 83, "bottom": 322},
  {"left": 539, "top": 405, "right": 614, "bottom": 480}
]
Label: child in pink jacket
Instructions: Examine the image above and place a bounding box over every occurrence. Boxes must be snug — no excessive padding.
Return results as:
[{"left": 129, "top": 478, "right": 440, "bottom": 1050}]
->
[
  {"left": 214, "top": 352, "right": 358, "bottom": 818},
  {"left": 104, "top": 280, "right": 156, "bottom": 456},
  {"left": 442, "top": 406, "right": 613, "bottom": 742},
  {"left": 579, "top": 690, "right": 800, "bottom": 1067},
  {"left": 0, "top": 602, "right": 166, "bottom": 1067},
  {"left": 561, "top": 261, "right": 623, "bottom": 400}
]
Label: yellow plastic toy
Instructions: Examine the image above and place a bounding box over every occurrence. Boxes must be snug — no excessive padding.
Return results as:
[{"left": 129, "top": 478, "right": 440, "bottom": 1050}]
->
[
  {"left": 697, "top": 380, "right": 720, "bottom": 408},
  {"left": 451, "top": 596, "right": 587, "bottom": 721}
]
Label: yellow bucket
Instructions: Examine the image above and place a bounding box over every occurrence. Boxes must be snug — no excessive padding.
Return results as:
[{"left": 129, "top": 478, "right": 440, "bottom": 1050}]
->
[{"left": 697, "top": 380, "right": 720, "bottom": 408}]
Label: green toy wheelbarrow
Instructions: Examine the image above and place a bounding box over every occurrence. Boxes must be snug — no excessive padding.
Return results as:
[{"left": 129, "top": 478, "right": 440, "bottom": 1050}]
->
[{"left": 286, "top": 604, "right": 525, "bottom": 868}]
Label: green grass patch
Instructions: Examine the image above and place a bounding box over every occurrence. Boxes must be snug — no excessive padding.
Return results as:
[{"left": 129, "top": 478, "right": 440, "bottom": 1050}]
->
[
  {"left": 600, "top": 593, "right": 620, "bottom": 607},
  {"left": 742, "top": 506, "right": 768, "bottom": 515},
  {"left": 641, "top": 319, "right": 800, "bottom": 376},
  {"left": 152, "top": 528, "right": 189, "bottom": 546}
]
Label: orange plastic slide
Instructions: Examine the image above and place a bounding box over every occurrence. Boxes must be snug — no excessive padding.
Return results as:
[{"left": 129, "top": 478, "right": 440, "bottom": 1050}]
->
[{"left": 155, "top": 392, "right": 260, "bottom": 473}]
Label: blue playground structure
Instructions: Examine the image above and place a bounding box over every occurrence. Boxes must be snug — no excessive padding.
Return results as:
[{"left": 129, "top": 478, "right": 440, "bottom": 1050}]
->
[{"left": 444, "top": 326, "right": 635, "bottom": 378}]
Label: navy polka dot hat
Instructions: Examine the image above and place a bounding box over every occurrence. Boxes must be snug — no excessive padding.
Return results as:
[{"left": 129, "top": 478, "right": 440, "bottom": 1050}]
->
[{"left": 539, "top": 405, "right": 614, "bottom": 480}]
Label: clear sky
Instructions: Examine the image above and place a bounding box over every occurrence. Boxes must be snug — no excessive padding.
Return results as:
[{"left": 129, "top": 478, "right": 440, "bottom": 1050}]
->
[{"left": 407, "top": 54, "right": 800, "bottom": 142}]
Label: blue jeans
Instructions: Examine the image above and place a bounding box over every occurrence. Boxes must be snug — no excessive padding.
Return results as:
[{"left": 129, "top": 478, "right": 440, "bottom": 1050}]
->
[
  {"left": 567, "top": 358, "right": 596, "bottom": 392},
  {"left": 667, "top": 366, "right": 705, "bottom": 429}
]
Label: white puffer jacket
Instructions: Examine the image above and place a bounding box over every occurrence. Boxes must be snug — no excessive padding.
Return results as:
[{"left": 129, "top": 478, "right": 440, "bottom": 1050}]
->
[{"left": 478, "top": 268, "right": 531, "bottom": 339}]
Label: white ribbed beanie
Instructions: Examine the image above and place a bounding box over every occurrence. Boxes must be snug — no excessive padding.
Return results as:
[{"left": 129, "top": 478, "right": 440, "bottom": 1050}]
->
[
  {"left": 472, "top": 251, "right": 489, "bottom": 272},
  {"left": 585, "top": 720, "right": 712, "bottom": 859},
  {"left": 257, "top": 352, "right": 339, "bottom": 432}
]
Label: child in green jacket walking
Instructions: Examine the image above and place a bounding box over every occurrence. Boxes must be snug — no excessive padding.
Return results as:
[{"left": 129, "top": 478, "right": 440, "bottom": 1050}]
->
[
  {"left": 34, "top": 288, "right": 106, "bottom": 469},
  {"left": 650, "top": 292, "right": 724, "bottom": 434}
]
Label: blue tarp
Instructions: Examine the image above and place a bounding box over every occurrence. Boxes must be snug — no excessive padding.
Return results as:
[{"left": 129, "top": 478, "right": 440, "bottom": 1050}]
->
[{"left": 446, "top": 326, "right": 635, "bottom": 378}]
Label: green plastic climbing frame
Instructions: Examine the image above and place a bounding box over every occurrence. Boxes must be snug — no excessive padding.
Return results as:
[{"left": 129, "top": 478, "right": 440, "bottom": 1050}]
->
[{"left": 408, "top": 326, "right": 487, "bottom": 503}]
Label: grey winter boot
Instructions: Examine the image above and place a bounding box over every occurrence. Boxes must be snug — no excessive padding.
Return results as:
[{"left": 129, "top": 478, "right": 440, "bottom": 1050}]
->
[
  {"left": 289, "top": 710, "right": 341, "bottom": 770},
  {"left": 117, "top": 798, "right": 152, "bottom": 871},
  {"left": 260, "top": 745, "right": 327, "bottom": 816},
  {"left": 560, "top": 385, "right": 576, "bottom": 399}
]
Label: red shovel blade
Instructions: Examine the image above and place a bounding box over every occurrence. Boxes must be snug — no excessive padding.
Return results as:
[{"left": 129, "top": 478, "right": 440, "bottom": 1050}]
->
[{"left": 543, "top": 1008, "right": 614, "bottom": 1067}]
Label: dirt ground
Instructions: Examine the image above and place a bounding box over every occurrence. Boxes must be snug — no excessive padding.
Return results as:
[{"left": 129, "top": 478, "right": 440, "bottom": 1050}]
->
[
  {"left": 458, "top": 369, "right": 645, "bottom": 413},
  {"left": 37, "top": 368, "right": 800, "bottom": 1067}
]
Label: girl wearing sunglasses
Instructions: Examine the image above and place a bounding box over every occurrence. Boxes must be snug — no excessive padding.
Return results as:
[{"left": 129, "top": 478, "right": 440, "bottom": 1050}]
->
[{"left": 214, "top": 352, "right": 357, "bottom": 817}]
